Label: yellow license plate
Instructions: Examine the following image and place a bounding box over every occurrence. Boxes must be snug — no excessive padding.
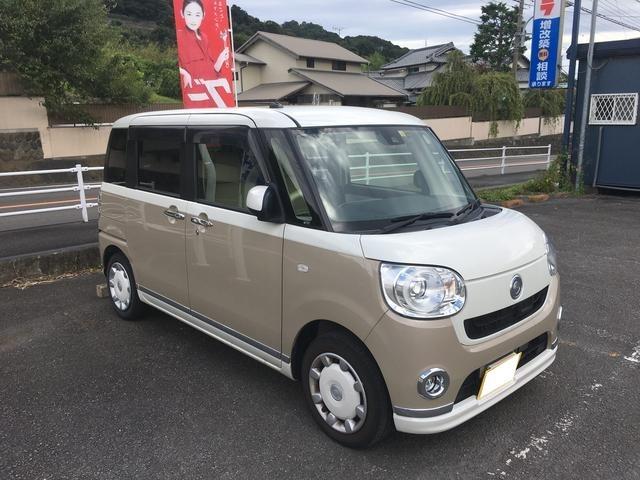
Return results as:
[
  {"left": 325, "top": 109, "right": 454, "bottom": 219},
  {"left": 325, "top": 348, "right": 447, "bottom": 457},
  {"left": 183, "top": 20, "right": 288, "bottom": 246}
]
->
[{"left": 477, "top": 352, "right": 522, "bottom": 400}]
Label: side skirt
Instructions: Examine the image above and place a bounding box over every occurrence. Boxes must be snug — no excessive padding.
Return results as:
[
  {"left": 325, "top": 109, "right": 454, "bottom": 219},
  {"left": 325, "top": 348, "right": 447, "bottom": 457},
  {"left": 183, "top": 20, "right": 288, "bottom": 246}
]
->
[{"left": 138, "top": 287, "right": 294, "bottom": 380}]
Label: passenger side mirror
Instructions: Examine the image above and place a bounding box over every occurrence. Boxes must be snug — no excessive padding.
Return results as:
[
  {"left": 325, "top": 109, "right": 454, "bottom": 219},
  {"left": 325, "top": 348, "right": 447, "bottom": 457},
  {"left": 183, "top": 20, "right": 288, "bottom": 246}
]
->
[{"left": 246, "top": 184, "right": 285, "bottom": 223}]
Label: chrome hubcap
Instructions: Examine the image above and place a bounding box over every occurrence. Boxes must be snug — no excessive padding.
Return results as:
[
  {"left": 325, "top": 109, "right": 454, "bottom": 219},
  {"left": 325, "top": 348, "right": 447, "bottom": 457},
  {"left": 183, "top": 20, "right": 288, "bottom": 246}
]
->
[
  {"left": 309, "top": 353, "right": 367, "bottom": 434},
  {"left": 108, "top": 262, "right": 131, "bottom": 311}
]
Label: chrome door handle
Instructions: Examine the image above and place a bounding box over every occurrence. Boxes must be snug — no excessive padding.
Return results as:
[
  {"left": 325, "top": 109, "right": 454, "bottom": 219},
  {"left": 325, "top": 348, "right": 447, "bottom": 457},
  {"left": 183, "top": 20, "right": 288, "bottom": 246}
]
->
[
  {"left": 164, "top": 208, "right": 186, "bottom": 220},
  {"left": 190, "top": 216, "right": 214, "bottom": 228}
]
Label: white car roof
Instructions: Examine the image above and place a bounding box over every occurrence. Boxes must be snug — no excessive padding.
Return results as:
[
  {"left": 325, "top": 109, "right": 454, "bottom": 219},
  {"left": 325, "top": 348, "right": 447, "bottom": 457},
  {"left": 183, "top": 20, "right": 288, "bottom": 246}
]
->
[{"left": 111, "top": 106, "right": 425, "bottom": 129}]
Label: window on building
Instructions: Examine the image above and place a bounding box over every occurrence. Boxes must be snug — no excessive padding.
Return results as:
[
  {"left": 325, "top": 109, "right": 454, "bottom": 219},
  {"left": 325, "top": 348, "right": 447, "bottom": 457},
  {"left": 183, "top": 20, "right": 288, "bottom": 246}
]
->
[
  {"left": 408, "top": 66, "right": 420, "bottom": 74},
  {"left": 589, "top": 93, "right": 638, "bottom": 125},
  {"left": 137, "top": 136, "right": 182, "bottom": 196},
  {"left": 306, "top": 57, "right": 315, "bottom": 68},
  {"left": 105, "top": 129, "right": 127, "bottom": 185},
  {"left": 332, "top": 60, "right": 347, "bottom": 71},
  {"left": 234, "top": 71, "right": 239, "bottom": 81},
  {"left": 194, "top": 129, "right": 265, "bottom": 211}
]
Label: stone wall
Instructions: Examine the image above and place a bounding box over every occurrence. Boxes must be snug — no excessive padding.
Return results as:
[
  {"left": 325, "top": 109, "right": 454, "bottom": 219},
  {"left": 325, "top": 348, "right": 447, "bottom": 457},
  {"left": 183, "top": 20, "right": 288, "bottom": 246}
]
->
[{"left": 0, "top": 129, "right": 44, "bottom": 169}]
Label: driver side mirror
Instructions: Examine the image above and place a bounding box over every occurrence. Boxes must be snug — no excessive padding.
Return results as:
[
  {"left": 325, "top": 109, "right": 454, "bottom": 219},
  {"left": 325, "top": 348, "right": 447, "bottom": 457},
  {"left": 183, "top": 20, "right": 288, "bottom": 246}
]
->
[{"left": 246, "top": 184, "right": 285, "bottom": 223}]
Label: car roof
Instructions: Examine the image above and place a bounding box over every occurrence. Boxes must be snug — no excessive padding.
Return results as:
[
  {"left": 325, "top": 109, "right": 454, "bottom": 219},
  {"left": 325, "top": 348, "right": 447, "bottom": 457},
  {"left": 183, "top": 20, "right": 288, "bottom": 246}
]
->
[{"left": 111, "top": 106, "right": 425, "bottom": 129}]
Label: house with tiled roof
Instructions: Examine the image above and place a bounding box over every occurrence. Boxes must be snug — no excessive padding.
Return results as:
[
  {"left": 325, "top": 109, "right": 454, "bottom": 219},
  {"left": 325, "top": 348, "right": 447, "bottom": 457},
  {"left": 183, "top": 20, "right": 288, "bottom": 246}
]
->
[
  {"left": 369, "top": 43, "right": 458, "bottom": 103},
  {"left": 370, "top": 43, "right": 533, "bottom": 103},
  {"left": 233, "top": 31, "right": 406, "bottom": 106}
]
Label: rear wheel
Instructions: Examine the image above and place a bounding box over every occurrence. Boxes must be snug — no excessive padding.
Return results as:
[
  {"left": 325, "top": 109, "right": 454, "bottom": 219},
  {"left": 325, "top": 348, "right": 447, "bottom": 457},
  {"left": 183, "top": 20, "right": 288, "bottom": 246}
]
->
[
  {"left": 301, "top": 330, "right": 393, "bottom": 448},
  {"left": 106, "top": 253, "right": 145, "bottom": 320}
]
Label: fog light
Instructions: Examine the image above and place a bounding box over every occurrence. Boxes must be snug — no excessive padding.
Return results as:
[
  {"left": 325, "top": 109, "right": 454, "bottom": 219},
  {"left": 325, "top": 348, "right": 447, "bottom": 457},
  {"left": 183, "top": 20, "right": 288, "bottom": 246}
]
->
[{"left": 417, "top": 368, "right": 449, "bottom": 399}]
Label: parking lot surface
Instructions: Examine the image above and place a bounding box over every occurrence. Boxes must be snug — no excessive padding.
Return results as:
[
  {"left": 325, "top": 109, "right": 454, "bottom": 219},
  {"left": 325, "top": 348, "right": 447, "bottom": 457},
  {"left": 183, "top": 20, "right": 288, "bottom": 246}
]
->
[{"left": 1, "top": 195, "right": 639, "bottom": 479}]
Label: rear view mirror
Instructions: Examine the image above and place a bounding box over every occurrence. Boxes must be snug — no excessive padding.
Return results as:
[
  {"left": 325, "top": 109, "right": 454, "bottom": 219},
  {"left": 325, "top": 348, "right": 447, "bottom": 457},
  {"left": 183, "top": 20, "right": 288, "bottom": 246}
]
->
[
  {"left": 246, "top": 184, "right": 285, "bottom": 223},
  {"left": 413, "top": 170, "right": 430, "bottom": 194}
]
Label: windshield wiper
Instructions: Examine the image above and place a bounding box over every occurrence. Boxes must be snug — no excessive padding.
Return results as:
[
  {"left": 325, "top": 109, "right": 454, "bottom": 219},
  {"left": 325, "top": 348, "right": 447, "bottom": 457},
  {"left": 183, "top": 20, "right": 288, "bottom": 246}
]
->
[
  {"left": 450, "top": 199, "right": 482, "bottom": 223},
  {"left": 381, "top": 211, "right": 454, "bottom": 234},
  {"left": 380, "top": 199, "right": 482, "bottom": 234}
]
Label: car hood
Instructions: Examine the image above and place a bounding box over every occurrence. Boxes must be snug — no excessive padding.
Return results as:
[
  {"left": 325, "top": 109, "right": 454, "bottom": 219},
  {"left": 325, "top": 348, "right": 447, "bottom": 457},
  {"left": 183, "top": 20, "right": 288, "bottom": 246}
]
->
[{"left": 359, "top": 208, "right": 547, "bottom": 281}]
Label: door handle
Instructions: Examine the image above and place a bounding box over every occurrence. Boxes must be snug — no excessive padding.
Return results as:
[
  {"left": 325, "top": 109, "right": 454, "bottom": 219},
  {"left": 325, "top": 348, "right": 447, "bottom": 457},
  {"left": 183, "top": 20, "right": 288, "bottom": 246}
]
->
[
  {"left": 164, "top": 208, "right": 186, "bottom": 220},
  {"left": 191, "top": 216, "right": 214, "bottom": 228}
]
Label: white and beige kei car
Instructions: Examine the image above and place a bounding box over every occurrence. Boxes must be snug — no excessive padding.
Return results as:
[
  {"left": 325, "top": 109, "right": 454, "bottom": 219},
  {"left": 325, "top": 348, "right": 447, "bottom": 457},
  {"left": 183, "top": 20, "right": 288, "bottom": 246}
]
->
[{"left": 99, "top": 106, "right": 561, "bottom": 448}]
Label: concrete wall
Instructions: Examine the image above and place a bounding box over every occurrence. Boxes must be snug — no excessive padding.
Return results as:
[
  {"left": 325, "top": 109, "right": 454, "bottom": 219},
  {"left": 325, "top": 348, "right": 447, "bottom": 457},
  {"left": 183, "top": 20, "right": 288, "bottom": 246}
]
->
[
  {"left": 0, "top": 97, "right": 111, "bottom": 160},
  {"left": 471, "top": 117, "right": 540, "bottom": 140},
  {"left": 424, "top": 116, "right": 472, "bottom": 141},
  {"left": 539, "top": 115, "right": 565, "bottom": 136},
  {"left": 0, "top": 94, "right": 565, "bottom": 161},
  {"left": 0, "top": 97, "right": 49, "bottom": 132},
  {"left": 44, "top": 126, "right": 111, "bottom": 159}
]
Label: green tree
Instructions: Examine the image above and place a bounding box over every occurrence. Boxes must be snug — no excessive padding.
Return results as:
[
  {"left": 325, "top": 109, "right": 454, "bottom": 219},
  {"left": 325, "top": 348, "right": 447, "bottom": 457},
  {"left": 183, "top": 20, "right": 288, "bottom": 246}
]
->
[
  {"left": 419, "top": 51, "right": 523, "bottom": 136},
  {"left": 470, "top": 2, "right": 523, "bottom": 72},
  {"left": 523, "top": 89, "right": 565, "bottom": 123},
  {"left": 418, "top": 51, "right": 477, "bottom": 109},
  {"left": 0, "top": 0, "right": 151, "bottom": 118},
  {"left": 366, "top": 51, "right": 386, "bottom": 71}
]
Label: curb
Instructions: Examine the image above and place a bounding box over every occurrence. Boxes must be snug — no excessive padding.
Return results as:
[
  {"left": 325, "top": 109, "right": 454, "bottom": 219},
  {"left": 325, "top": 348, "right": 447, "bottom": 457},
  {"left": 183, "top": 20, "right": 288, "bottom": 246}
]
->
[{"left": 0, "top": 243, "right": 100, "bottom": 285}]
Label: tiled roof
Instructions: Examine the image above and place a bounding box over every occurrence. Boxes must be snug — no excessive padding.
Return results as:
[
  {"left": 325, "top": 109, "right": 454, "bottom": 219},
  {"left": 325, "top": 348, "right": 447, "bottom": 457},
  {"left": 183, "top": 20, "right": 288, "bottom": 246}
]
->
[
  {"left": 238, "top": 31, "right": 367, "bottom": 63},
  {"left": 381, "top": 43, "right": 456, "bottom": 70}
]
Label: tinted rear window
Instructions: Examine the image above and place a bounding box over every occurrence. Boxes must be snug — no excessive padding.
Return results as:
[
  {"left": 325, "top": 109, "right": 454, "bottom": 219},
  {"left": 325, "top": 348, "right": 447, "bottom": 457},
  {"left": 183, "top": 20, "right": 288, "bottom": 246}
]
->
[
  {"left": 137, "top": 137, "right": 182, "bottom": 196},
  {"left": 105, "top": 129, "right": 127, "bottom": 185}
]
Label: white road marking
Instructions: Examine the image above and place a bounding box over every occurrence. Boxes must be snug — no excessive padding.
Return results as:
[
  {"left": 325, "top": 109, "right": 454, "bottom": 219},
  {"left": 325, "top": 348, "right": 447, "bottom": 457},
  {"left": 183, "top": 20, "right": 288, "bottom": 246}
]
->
[{"left": 623, "top": 343, "right": 640, "bottom": 364}]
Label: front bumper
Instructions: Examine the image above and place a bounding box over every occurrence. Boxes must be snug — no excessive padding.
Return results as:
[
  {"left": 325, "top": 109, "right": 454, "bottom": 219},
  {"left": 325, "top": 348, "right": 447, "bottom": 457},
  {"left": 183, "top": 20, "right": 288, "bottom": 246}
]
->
[{"left": 393, "top": 345, "right": 557, "bottom": 434}]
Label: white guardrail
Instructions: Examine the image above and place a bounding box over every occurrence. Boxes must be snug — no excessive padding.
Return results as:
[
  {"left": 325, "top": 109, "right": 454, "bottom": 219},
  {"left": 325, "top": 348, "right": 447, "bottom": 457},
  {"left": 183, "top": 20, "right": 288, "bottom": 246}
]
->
[
  {"left": 0, "top": 144, "right": 551, "bottom": 222},
  {"left": 0, "top": 164, "right": 103, "bottom": 222},
  {"left": 350, "top": 144, "right": 552, "bottom": 183}
]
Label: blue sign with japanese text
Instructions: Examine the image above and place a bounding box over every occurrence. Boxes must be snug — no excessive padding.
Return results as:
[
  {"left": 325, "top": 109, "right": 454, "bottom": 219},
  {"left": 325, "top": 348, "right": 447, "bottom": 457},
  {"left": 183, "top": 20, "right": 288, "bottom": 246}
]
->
[{"left": 529, "top": 0, "right": 565, "bottom": 89}]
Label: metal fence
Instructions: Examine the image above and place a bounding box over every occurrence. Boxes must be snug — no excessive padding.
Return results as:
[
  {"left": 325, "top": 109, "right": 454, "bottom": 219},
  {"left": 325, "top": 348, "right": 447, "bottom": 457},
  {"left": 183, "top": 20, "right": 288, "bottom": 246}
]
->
[
  {"left": 0, "top": 165, "right": 103, "bottom": 222},
  {"left": 350, "top": 145, "right": 552, "bottom": 183},
  {"left": 450, "top": 144, "right": 553, "bottom": 175},
  {"left": 0, "top": 144, "right": 551, "bottom": 222}
]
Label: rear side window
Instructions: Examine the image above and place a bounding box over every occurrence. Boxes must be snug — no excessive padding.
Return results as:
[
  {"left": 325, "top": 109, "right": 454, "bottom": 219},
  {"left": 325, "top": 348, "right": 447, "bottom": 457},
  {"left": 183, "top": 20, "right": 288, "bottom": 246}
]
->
[
  {"left": 105, "top": 129, "right": 127, "bottom": 185},
  {"left": 194, "top": 129, "right": 265, "bottom": 211},
  {"left": 137, "top": 137, "right": 182, "bottom": 196}
]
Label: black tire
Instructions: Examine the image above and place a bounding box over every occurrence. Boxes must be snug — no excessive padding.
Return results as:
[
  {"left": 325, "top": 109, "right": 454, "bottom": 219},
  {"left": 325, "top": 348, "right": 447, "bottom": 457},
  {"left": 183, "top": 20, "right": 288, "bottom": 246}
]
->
[
  {"left": 105, "top": 252, "right": 145, "bottom": 320},
  {"left": 301, "top": 330, "right": 393, "bottom": 448}
]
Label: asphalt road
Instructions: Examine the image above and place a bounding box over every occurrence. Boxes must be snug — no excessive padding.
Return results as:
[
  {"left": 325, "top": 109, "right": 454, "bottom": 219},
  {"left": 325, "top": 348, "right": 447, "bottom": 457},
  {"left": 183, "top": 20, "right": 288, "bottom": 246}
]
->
[
  {"left": 0, "top": 187, "right": 99, "bottom": 232},
  {"left": 1, "top": 195, "right": 639, "bottom": 479}
]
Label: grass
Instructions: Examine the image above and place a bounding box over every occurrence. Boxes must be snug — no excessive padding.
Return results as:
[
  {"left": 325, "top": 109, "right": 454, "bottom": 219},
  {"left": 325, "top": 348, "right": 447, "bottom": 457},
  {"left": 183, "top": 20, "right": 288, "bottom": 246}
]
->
[
  {"left": 150, "top": 93, "right": 182, "bottom": 104},
  {"left": 476, "top": 154, "right": 581, "bottom": 203}
]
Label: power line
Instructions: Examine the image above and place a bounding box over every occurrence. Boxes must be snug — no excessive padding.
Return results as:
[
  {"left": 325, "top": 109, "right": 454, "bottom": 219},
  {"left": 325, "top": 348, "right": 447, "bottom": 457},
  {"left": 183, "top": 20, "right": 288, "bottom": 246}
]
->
[
  {"left": 567, "top": 0, "right": 640, "bottom": 32},
  {"left": 598, "top": 0, "right": 640, "bottom": 30},
  {"left": 389, "top": 0, "right": 481, "bottom": 25}
]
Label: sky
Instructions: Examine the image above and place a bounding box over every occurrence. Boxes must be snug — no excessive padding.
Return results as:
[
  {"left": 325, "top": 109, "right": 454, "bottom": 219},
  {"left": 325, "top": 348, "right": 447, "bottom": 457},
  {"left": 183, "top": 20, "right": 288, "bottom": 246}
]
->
[{"left": 231, "top": 0, "right": 640, "bottom": 68}]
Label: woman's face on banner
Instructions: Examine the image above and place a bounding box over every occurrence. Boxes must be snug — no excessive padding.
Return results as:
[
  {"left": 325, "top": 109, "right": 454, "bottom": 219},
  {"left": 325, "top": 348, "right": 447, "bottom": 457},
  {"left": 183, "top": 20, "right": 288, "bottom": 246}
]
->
[{"left": 183, "top": 2, "right": 204, "bottom": 31}]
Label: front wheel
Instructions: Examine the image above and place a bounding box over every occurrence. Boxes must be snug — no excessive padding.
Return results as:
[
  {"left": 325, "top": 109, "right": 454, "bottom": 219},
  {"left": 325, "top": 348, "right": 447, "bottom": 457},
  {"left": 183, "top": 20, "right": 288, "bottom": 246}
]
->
[{"left": 301, "top": 331, "right": 393, "bottom": 448}]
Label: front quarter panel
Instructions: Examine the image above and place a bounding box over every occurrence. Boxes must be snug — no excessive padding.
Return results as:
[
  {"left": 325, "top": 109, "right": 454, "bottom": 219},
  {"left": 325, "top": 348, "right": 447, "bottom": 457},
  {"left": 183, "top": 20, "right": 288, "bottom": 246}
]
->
[{"left": 281, "top": 225, "right": 386, "bottom": 357}]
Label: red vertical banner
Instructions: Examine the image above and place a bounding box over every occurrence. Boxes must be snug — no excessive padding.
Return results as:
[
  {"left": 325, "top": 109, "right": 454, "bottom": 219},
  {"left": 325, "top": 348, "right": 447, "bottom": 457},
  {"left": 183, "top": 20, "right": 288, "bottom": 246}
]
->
[{"left": 173, "top": 0, "right": 236, "bottom": 108}]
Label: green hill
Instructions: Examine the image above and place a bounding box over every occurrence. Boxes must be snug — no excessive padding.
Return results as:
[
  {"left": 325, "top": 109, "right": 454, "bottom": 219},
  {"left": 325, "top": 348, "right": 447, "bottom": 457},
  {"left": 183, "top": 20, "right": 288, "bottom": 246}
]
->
[{"left": 107, "top": 1, "right": 408, "bottom": 64}]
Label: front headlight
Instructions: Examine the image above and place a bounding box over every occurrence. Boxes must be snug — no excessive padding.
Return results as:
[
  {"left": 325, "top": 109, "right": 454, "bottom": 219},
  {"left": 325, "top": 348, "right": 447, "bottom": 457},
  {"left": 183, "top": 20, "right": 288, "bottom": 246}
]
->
[
  {"left": 380, "top": 263, "right": 466, "bottom": 319},
  {"left": 545, "top": 236, "right": 558, "bottom": 276}
]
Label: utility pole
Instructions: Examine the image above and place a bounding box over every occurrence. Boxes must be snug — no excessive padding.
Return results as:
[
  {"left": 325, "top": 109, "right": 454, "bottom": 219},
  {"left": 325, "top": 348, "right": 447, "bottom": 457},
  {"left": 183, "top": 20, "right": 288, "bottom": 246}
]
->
[
  {"left": 575, "top": 0, "right": 598, "bottom": 189},
  {"left": 513, "top": 0, "right": 526, "bottom": 78},
  {"left": 562, "top": 0, "right": 582, "bottom": 166}
]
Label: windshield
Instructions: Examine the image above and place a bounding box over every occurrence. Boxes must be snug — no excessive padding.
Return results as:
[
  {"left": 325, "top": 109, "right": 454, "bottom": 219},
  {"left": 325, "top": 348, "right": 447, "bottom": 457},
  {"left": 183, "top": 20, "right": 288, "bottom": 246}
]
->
[{"left": 288, "top": 126, "right": 477, "bottom": 233}]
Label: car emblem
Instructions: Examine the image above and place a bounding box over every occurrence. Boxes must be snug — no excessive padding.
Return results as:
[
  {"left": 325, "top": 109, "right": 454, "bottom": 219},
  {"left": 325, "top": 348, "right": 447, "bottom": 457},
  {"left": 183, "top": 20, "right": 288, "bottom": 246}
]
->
[{"left": 510, "top": 275, "right": 523, "bottom": 300}]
